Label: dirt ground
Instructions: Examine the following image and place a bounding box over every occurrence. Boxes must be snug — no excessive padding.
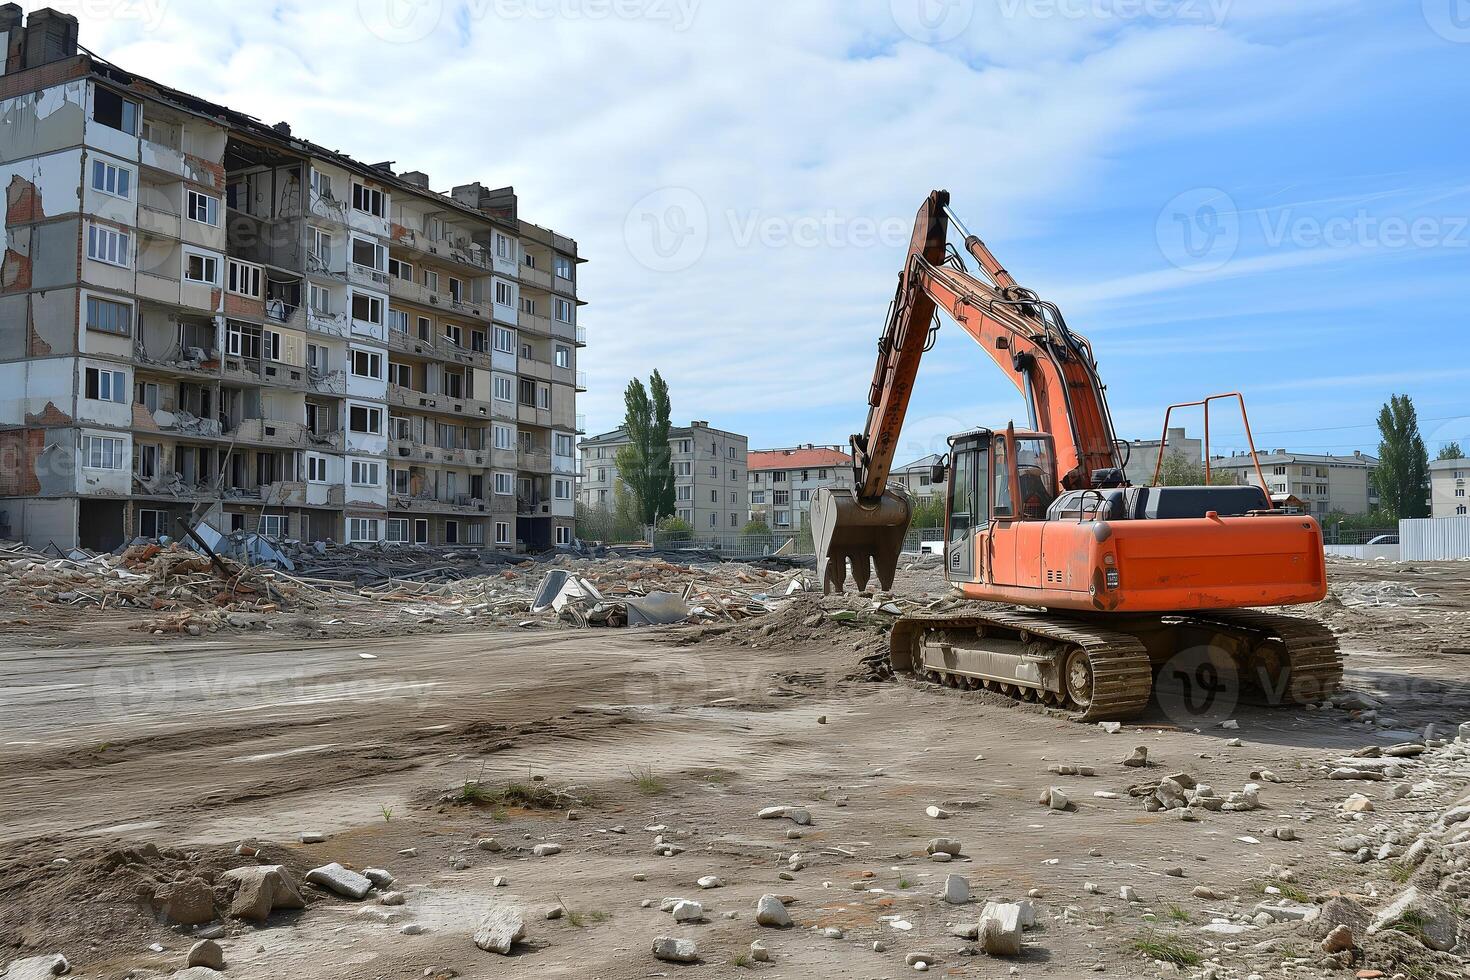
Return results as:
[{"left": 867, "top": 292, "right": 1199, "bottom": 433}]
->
[{"left": 1, "top": 557, "right": 1468, "bottom": 979}]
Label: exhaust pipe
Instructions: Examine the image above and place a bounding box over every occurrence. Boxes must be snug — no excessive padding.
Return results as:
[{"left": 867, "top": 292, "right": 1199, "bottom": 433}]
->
[{"left": 809, "top": 486, "right": 912, "bottom": 594}]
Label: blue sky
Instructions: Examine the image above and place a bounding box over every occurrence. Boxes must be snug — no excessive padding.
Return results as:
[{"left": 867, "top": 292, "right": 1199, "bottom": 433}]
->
[{"left": 52, "top": 0, "right": 1470, "bottom": 465}]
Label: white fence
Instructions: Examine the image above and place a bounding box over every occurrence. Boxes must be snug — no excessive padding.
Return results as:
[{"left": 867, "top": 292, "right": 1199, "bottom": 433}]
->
[
  {"left": 1399, "top": 516, "right": 1470, "bottom": 561},
  {"left": 1324, "top": 544, "right": 1401, "bottom": 561}
]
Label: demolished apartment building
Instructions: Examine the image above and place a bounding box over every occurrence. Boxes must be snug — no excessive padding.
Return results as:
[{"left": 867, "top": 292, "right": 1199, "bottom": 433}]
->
[{"left": 0, "top": 6, "right": 585, "bottom": 551}]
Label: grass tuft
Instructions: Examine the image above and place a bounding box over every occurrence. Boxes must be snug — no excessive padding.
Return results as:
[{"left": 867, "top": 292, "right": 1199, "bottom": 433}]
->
[
  {"left": 1130, "top": 934, "right": 1203, "bottom": 967},
  {"left": 1166, "top": 904, "right": 1190, "bottom": 923},
  {"left": 630, "top": 765, "right": 668, "bottom": 796}
]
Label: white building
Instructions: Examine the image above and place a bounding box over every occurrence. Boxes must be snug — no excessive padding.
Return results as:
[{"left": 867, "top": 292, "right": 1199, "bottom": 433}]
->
[
  {"left": 747, "top": 445, "right": 853, "bottom": 532},
  {"left": 1430, "top": 457, "right": 1468, "bottom": 518}
]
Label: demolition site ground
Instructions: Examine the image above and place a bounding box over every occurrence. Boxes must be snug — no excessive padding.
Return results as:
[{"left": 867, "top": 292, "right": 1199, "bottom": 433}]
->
[{"left": 0, "top": 556, "right": 1468, "bottom": 979}]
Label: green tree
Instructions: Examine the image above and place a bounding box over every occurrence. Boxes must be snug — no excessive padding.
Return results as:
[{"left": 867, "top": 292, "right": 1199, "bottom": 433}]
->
[
  {"left": 1372, "top": 394, "right": 1429, "bottom": 519},
  {"left": 742, "top": 518, "right": 770, "bottom": 535},
  {"left": 613, "top": 371, "right": 675, "bottom": 525},
  {"left": 1153, "top": 454, "right": 1236, "bottom": 487},
  {"left": 1437, "top": 441, "right": 1464, "bottom": 461},
  {"left": 657, "top": 514, "right": 692, "bottom": 542},
  {"left": 909, "top": 494, "right": 946, "bottom": 531}
]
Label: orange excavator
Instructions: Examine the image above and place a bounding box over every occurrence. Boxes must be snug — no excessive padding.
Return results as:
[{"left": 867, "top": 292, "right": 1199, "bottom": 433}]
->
[{"left": 810, "top": 190, "right": 1341, "bottom": 721}]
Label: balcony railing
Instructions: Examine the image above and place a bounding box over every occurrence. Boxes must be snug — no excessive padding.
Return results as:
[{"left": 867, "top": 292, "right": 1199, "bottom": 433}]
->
[
  {"left": 575, "top": 325, "right": 587, "bottom": 346},
  {"left": 575, "top": 371, "right": 588, "bottom": 391}
]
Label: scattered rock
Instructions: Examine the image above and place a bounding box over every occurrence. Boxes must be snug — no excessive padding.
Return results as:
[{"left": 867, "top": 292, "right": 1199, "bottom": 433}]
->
[
  {"left": 652, "top": 937, "right": 698, "bottom": 963},
  {"left": 306, "top": 863, "right": 373, "bottom": 900},
  {"left": 925, "top": 805, "right": 953, "bottom": 819},
  {"left": 1342, "top": 793, "right": 1375, "bottom": 813},
  {"left": 749, "top": 940, "right": 770, "bottom": 962},
  {"left": 927, "top": 838, "right": 962, "bottom": 856},
  {"left": 379, "top": 891, "right": 406, "bottom": 906},
  {"left": 4, "top": 955, "right": 70, "bottom": 980},
  {"left": 697, "top": 875, "right": 723, "bottom": 889},
  {"left": 532, "top": 843, "right": 562, "bottom": 857},
  {"left": 672, "top": 900, "right": 704, "bottom": 923},
  {"left": 1038, "top": 786, "right": 1073, "bottom": 811},
  {"left": 943, "top": 874, "right": 970, "bottom": 905},
  {"left": 757, "top": 806, "right": 812, "bottom": 826},
  {"left": 187, "top": 940, "right": 224, "bottom": 970},
  {"left": 363, "top": 868, "right": 394, "bottom": 889},
  {"left": 1123, "top": 746, "right": 1149, "bottom": 768},
  {"left": 299, "top": 831, "right": 325, "bottom": 844},
  {"left": 978, "top": 902, "right": 1023, "bottom": 956},
  {"left": 1321, "top": 925, "right": 1355, "bottom": 954},
  {"left": 158, "top": 877, "right": 216, "bottom": 926},
  {"left": 756, "top": 894, "right": 792, "bottom": 928},
  {"left": 1367, "top": 886, "right": 1458, "bottom": 952},
  {"left": 473, "top": 906, "right": 528, "bottom": 955},
  {"left": 400, "top": 923, "right": 429, "bottom": 936},
  {"left": 221, "top": 865, "right": 306, "bottom": 922},
  {"left": 477, "top": 838, "right": 502, "bottom": 852}
]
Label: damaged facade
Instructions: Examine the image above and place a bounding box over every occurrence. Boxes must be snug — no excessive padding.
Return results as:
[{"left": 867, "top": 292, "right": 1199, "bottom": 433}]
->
[{"left": 0, "top": 6, "right": 583, "bottom": 550}]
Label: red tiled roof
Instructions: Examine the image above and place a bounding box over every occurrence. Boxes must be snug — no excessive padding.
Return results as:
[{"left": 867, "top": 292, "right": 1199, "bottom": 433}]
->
[{"left": 747, "top": 447, "right": 852, "bottom": 471}]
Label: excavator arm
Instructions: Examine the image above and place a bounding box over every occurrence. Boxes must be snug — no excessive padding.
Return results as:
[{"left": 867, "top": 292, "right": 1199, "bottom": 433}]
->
[{"left": 812, "top": 189, "right": 1122, "bottom": 593}]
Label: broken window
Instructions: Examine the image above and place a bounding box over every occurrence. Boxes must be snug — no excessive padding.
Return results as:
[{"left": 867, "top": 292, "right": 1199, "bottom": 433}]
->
[
  {"left": 134, "top": 381, "right": 159, "bottom": 411},
  {"left": 349, "top": 404, "right": 383, "bottom": 434},
  {"left": 84, "top": 366, "right": 126, "bottom": 402},
  {"left": 184, "top": 251, "right": 219, "bottom": 284},
  {"left": 136, "top": 444, "right": 158, "bottom": 479},
  {"left": 227, "top": 259, "right": 262, "bottom": 298},
  {"left": 350, "top": 348, "right": 382, "bottom": 379},
  {"left": 352, "top": 182, "right": 385, "bottom": 217},
  {"left": 92, "top": 88, "right": 138, "bottom": 134},
  {"left": 138, "top": 508, "right": 169, "bottom": 537},
  {"left": 308, "top": 228, "right": 333, "bottom": 269},
  {"left": 352, "top": 236, "right": 386, "bottom": 272},
  {"left": 187, "top": 190, "right": 219, "bottom": 226},
  {"left": 351, "top": 293, "right": 383, "bottom": 325}
]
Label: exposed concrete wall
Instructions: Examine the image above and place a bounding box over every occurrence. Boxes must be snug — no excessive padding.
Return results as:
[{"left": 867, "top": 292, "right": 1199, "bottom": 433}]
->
[
  {"left": 3, "top": 496, "right": 77, "bottom": 548},
  {"left": 0, "top": 80, "right": 86, "bottom": 165}
]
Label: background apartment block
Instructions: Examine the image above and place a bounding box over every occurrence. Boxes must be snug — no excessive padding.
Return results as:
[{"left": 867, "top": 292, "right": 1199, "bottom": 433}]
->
[
  {"left": 0, "top": 7, "right": 582, "bottom": 551},
  {"left": 1430, "top": 457, "right": 1468, "bottom": 518},
  {"left": 578, "top": 422, "right": 748, "bottom": 532},
  {"left": 1120, "top": 426, "right": 1203, "bottom": 485},
  {"left": 1211, "top": 450, "right": 1380, "bottom": 516},
  {"left": 747, "top": 445, "right": 853, "bottom": 532},
  {"left": 892, "top": 454, "right": 944, "bottom": 504}
]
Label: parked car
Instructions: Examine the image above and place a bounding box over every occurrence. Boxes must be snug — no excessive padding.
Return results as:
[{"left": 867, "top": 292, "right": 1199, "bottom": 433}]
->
[{"left": 1366, "top": 534, "right": 1399, "bottom": 545}]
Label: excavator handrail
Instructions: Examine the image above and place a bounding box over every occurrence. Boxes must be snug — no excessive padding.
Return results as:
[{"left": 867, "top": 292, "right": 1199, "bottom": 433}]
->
[{"left": 1151, "top": 392, "right": 1272, "bottom": 506}]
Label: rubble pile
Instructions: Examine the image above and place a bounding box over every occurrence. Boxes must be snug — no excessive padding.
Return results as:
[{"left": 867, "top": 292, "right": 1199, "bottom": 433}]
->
[{"left": 0, "top": 541, "right": 308, "bottom": 633}]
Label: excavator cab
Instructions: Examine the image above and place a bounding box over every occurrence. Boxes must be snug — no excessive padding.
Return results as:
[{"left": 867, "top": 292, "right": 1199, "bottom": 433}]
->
[{"left": 943, "top": 428, "right": 1058, "bottom": 584}]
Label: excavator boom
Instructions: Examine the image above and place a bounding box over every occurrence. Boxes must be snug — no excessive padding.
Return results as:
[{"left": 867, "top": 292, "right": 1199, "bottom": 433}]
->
[{"left": 812, "top": 190, "right": 1122, "bottom": 593}]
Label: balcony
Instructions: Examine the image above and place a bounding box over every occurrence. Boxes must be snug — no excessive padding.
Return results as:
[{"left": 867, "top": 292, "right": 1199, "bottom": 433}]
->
[
  {"left": 553, "top": 273, "right": 576, "bottom": 298},
  {"left": 518, "top": 309, "right": 551, "bottom": 336},
  {"left": 392, "top": 228, "right": 492, "bottom": 273},
  {"left": 575, "top": 325, "right": 587, "bottom": 347},
  {"left": 137, "top": 204, "right": 181, "bottom": 240},
  {"left": 517, "top": 403, "right": 552, "bottom": 428},
  {"left": 551, "top": 363, "right": 574, "bottom": 387},
  {"left": 307, "top": 368, "right": 347, "bottom": 395},
  {"left": 228, "top": 418, "right": 345, "bottom": 451},
  {"left": 389, "top": 494, "right": 490, "bottom": 515},
  {"left": 388, "top": 440, "right": 490, "bottom": 468},
  {"left": 575, "top": 371, "right": 588, "bottom": 392},
  {"left": 517, "top": 496, "right": 553, "bottom": 517},
  {"left": 307, "top": 309, "right": 350, "bottom": 338},
  {"left": 265, "top": 301, "right": 306, "bottom": 332},
  {"left": 519, "top": 356, "right": 553, "bottom": 382},
  {"left": 136, "top": 271, "right": 182, "bottom": 306},
  {"left": 222, "top": 356, "right": 309, "bottom": 391},
  {"left": 387, "top": 384, "right": 493, "bottom": 420},
  {"left": 349, "top": 262, "right": 392, "bottom": 291},
  {"left": 518, "top": 450, "right": 552, "bottom": 473},
  {"left": 520, "top": 265, "right": 552, "bottom": 291}
]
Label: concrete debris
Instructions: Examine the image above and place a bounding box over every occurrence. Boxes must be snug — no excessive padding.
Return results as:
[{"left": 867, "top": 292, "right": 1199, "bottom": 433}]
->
[
  {"left": 305, "top": 863, "right": 373, "bottom": 900},
  {"left": 671, "top": 899, "right": 704, "bottom": 923},
  {"left": 943, "top": 874, "right": 970, "bottom": 905},
  {"left": 220, "top": 865, "right": 306, "bottom": 922},
  {"left": 652, "top": 936, "right": 699, "bottom": 963},
  {"left": 473, "top": 905, "right": 527, "bottom": 954},
  {"left": 1368, "top": 886, "right": 1459, "bottom": 952},
  {"left": 977, "top": 902, "right": 1023, "bottom": 956},
  {"left": 157, "top": 877, "right": 216, "bottom": 925},
  {"left": 926, "top": 838, "right": 963, "bottom": 856},
  {"left": 749, "top": 940, "right": 771, "bottom": 962},
  {"left": 757, "top": 805, "right": 812, "bottom": 825},
  {"left": 756, "top": 894, "right": 792, "bottom": 927},
  {"left": 3, "top": 955, "right": 70, "bottom": 979},
  {"left": 1122, "top": 746, "right": 1149, "bottom": 768},
  {"left": 1038, "top": 786, "right": 1073, "bottom": 810}
]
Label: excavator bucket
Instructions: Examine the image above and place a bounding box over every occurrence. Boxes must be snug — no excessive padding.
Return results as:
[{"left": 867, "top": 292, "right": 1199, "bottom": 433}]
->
[{"left": 809, "top": 486, "right": 912, "bottom": 594}]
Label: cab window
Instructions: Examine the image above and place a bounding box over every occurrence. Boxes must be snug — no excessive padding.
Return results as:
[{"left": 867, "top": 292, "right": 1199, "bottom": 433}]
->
[
  {"left": 993, "top": 438, "right": 1013, "bottom": 518},
  {"left": 948, "top": 450, "right": 974, "bottom": 544}
]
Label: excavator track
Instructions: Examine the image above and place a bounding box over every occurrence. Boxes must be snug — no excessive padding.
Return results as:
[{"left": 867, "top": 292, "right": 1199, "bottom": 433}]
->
[
  {"left": 1179, "top": 608, "right": 1343, "bottom": 706},
  {"left": 889, "top": 608, "right": 1154, "bottom": 723}
]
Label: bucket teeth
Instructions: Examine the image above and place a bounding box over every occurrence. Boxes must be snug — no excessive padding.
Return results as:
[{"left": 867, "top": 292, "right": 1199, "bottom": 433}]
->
[{"left": 810, "top": 487, "right": 911, "bottom": 595}]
